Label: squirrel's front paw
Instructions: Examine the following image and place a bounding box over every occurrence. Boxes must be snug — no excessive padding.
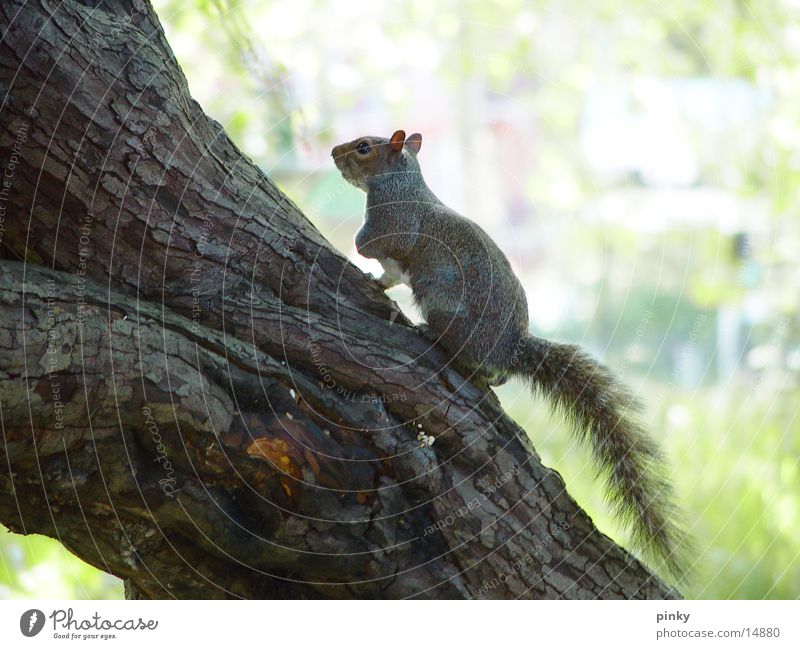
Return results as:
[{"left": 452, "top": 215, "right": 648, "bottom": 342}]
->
[{"left": 368, "top": 272, "right": 393, "bottom": 290}]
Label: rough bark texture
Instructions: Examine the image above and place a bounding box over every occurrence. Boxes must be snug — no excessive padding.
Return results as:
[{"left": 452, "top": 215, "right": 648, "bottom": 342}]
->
[{"left": 0, "top": 0, "right": 679, "bottom": 598}]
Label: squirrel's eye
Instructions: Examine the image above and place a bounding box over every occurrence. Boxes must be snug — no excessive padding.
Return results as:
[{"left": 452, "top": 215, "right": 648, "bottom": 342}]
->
[{"left": 356, "top": 141, "right": 371, "bottom": 155}]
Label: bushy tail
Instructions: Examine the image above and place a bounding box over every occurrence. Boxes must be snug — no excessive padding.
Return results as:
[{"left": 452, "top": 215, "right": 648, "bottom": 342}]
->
[{"left": 515, "top": 335, "right": 690, "bottom": 581}]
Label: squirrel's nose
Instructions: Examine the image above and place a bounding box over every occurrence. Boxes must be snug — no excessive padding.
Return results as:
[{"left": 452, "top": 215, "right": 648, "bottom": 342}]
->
[{"left": 331, "top": 144, "right": 343, "bottom": 159}]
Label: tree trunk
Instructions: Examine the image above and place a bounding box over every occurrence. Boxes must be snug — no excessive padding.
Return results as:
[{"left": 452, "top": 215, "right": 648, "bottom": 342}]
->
[{"left": 0, "top": 0, "right": 678, "bottom": 599}]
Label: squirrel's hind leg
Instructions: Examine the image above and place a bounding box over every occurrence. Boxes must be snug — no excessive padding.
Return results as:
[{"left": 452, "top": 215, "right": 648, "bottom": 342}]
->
[
  {"left": 468, "top": 367, "right": 508, "bottom": 389},
  {"left": 414, "top": 323, "right": 444, "bottom": 347},
  {"left": 418, "top": 322, "right": 507, "bottom": 389}
]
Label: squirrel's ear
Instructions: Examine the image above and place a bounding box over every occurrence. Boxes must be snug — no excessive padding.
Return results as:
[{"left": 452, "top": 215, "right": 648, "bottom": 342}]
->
[
  {"left": 389, "top": 130, "right": 406, "bottom": 153},
  {"left": 405, "top": 133, "right": 422, "bottom": 155}
]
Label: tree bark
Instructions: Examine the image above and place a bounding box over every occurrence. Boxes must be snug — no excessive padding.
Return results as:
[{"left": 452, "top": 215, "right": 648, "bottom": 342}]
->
[{"left": 0, "top": 0, "right": 678, "bottom": 598}]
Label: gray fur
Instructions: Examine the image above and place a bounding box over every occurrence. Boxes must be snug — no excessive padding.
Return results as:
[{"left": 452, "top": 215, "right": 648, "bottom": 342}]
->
[{"left": 333, "top": 131, "right": 691, "bottom": 582}]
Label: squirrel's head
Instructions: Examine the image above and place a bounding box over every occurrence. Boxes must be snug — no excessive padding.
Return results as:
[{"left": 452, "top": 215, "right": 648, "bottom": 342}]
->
[{"left": 331, "top": 129, "right": 422, "bottom": 191}]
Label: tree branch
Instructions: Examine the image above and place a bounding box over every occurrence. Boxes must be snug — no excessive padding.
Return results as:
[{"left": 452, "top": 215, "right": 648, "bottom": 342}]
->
[{"left": 0, "top": 0, "right": 678, "bottom": 598}]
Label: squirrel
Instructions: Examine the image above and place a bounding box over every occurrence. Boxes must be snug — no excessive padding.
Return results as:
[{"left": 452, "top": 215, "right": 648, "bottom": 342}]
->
[{"left": 331, "top": 129, "right": 690, "bottom": 581}]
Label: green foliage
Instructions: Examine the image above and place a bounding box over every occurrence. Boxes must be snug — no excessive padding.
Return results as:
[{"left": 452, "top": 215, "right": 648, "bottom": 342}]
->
[
  {"left": 4, "top": 0, "right": 798, "bottom": 599},
  {"left": 500, "top": 380, "right": 800, "bottom": 598},
  {"left": 0, "top": 527, "right": 122, "bottom": 599}
]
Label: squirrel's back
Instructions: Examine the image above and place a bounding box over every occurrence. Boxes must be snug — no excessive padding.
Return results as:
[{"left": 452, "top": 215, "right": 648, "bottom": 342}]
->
[{"left": 411, "top": 205, "right": 529, "bottom": 376}]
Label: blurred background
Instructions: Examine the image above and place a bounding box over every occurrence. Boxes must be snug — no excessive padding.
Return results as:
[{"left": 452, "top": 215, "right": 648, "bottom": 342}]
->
[{"left": 3, "top": 0, "right": 799, "bottom": 599}]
